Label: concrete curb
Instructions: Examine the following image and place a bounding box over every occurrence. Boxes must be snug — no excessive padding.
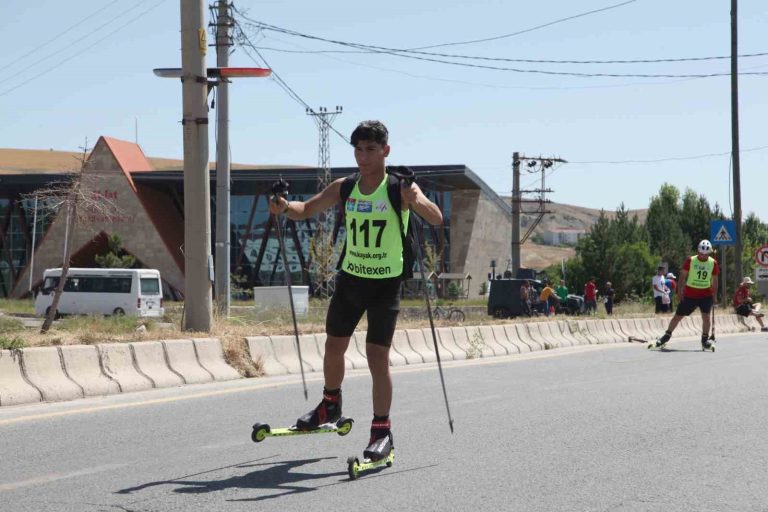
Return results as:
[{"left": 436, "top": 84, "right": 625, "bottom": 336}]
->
[
  {"left": 60, "top": 345, "right": 121, "bottom": 397},
  {"left": 193, "top": 339, "right": 242, "bottom": 381},
  {"left": 0, "top": 349, "right": 42, "bottom": 406},
  {"left": 131, "top": 341, "right": 185, "bottom": 387},
  {"left": 162, "top": 339, "right": 214, "bottom": 384},
  {"left": 98, "top": 344, "right": 154, "bottom": 392},
  {"left": 1, "top": 314, "right": 755, "bottom": 408},
  {"left": 246, "top": 336, "right": 289, "bottom": 376},
  {"left": 22, "top": 346, "right": 83, "bottom": 402}
]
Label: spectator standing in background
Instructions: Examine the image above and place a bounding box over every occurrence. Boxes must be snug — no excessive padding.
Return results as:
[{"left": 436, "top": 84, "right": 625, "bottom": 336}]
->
[
  {"left": 584, "top": 278, "right": 597, "bottom": 314},
  {"left": 604, "top": 281, "right": 615, "bottom": 315}
]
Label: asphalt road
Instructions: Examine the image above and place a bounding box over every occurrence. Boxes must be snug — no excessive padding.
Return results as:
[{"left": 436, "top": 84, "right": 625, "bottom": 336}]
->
[{"left": 1, "top": 334, "right": 767, "bottom": 512}]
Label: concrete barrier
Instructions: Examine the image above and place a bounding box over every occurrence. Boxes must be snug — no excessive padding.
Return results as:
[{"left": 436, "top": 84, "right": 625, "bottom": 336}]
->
[
  {"left": 130, "top": 341, "right": 184, "bottom": 387},
  {"left": 163, "top": 339, "right": 214, "bottom": 384},
  {"left": 193, "top": 338, "right": 242, "bottom": 381},
  {"left": 351, "top": 332, "right": 371, "bottom": 368},
  {"left": 451, "top": 326, "right": 472, "bottom": 361},
  {"left": 342, "top": 333, "right": 368, "bottom": 369},
  {"left": 297, "top": 334, "right": 323, "bottom": 372},
  {"left": 391, "top": 330, "right": 423, "bottom": 364},
  {"left": 607, "top": 319, "right": 630, "bottom": 341},
  {"left": 542, "top": 320, "right": 573, "bottom": 347},
  {"left": 405, "top": 329, "right": 437, "bottom": 363},
  {"left": 60, "top": 345, "right": 121, "bottom": 397},
  {"left": 504, "top": 324, "right": 533, "bottom": 351},
  {"left": 98, "top": 344, "right": 154, "bottom": 392},
  {"left": 0, "top": 349, "right": 41, "bottom": 406},
  {"left": 246, "top": 336, "right": 289, "bottom": 376},
  {"left": 586, "top": 320, "right": 612, "bottom": 344},
  {"left": 526, "top": 322, "right": 554, "bottom": 349},
  {"left": 435, "top": 327, "right": 461, "bottom": 360},
  {"left": 387, "top": 332, "right": 407, "bottom": 366},
  {"left": 574, "top": 320, "right": 599, "bottom": 344},
  {"left": 269, "top": 335, "right": 305, "bottom": 374},
  {"left": 21, "top": 346, "right": 83, "bottom": 402},
  {"left": 557, "top": 320, "right": 583, "bottom": 346},
  {"left": 479, "top": 325, "right": 508, "bottom": 356},
  {"left": 491, "top": 325, "right": 520, "bottom": 354}
]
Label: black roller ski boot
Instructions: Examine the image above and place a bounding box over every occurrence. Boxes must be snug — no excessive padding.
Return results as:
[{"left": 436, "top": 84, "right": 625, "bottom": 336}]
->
[
  {"left": 363, "top": 418, "right": 394, "bottom": 462},
  {"left": 701, "top": 335, "right": 715, "bottom": 352},
  {"left": 295, "top": 388, "right": 342, "bottom": 431},
  {"left": 650, "top": 331, "right": 672, "bottom": 349}
]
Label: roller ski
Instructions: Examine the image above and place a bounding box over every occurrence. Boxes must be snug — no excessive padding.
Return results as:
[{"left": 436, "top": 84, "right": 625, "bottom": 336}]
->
[
  {"left": 700, "top": 337, "right": 715, "bottom": 352},
  {"left": 252, "top": 389, "right": 353, "bottom": 442},
  {"left": 628, "top": 336, "right": 650, "bottom": 344},
  {"left": 647, "top": 332, "right": 671, "bottom": 350},
  {"left": 251, "top": 417, "right": 354, "bottom": 442},
  {"left": 347, "top": 420, "right": 395, "bottom": 480}
]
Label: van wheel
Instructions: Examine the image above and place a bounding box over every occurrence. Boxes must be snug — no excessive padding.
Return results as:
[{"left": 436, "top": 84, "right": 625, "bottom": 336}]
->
[
  {"left": 493, "top": 307, "right": 510, "bottom": 319},
  {"left": 113, "top": 308, "right": 126, "bottom": 316}
]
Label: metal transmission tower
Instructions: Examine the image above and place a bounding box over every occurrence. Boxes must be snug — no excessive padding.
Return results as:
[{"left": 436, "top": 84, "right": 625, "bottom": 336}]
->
[
  {"left": 306, "top": 106, "right": 342, "bottom": 297},
  {"left": 509, "top": 153, "right": 567, "bottom": 276}
]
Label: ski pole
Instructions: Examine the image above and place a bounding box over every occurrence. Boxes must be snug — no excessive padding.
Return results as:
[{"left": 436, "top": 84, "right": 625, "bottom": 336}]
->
[
  {"left": 272, "top": 179, "right": 308, "bottom": 400},
  {"left": 709, "top": 303, "right": 716, "bottom": 342},
  {"left": 391, "top": 166, "right": 454, "bottom": 434}
]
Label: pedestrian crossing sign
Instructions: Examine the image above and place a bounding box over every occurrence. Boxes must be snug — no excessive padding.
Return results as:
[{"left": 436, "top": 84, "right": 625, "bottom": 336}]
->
[{"left": 710, "top": 220, "right": 736, "bottom": 245}]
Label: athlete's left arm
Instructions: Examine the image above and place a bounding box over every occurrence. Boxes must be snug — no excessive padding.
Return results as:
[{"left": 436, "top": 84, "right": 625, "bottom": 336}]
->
[{"left": 401, "top": 182, "right": 443, "bottom": 226}]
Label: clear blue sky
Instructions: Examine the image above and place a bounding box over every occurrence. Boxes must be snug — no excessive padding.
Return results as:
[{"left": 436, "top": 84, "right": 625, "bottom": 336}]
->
[{"left": 2, "top": 0, "right": 767, "bottom": 223}]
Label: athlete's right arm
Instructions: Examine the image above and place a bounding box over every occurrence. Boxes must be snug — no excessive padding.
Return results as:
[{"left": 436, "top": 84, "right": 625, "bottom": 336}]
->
[{"left": 268, "top": 178, "right": 345, "bottom": 220}]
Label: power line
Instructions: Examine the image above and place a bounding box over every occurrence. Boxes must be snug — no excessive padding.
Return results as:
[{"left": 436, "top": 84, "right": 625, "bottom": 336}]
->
[
  {"left": 250, "top": 43, "right": 768, "bottom": 65},
  {"left": 0, "top": 0, "right": 156, "bottom": 86},
  {"left": 236, "top": 17, "right": 768, "bottom": 79},
  {"left": 0, "top": 0, "right": 123, "bottom": 74},
  {"left": 570, "top": 144, "right": 768, "bottom": 164},
  {"left": 410, "top": 0, "right": 639, "bottom": 50},
  {"left": 0, "top": 0, "right": 168, "bottom": 97},
  {"left": 233, "top": 20, "right": 351, "bottom": 145}
]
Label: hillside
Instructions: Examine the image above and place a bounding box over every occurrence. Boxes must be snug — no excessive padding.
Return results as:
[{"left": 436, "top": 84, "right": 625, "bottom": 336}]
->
[{"left": 514, "top": 202, "right": 649, "bottom": 271}]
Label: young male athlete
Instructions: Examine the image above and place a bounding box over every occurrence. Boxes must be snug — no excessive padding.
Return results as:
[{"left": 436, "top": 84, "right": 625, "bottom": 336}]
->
[
  {"left": 654, "top": 240, "right": 719, "bottom": 349},
  {"left": 268, "top": 120, "right": 443, "bottom": 461}
]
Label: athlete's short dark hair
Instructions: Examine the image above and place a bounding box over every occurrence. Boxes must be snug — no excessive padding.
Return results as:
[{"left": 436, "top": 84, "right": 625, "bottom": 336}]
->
[{"left": 350, "top": 120, "right": 388, "bottom": 146}]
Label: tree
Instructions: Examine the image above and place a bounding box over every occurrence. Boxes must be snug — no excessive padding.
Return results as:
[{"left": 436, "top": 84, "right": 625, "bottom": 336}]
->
[
  {"left": 95, "top": 233, "right": 136, "bottom": 268},
  {"left": 645, "top": 184, "right": 690, "bottom": 273},
  {"left": 27, "top": 141, "right": 122, "bottom": 333}
]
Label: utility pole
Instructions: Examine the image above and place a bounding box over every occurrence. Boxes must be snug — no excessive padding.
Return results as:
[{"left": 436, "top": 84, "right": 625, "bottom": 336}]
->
[
  {"left": 306, "top": 106, "right": 342, "bottom": 297},
  {"left": 511, "top": 153, "right": 521, "bottom": 276},
  {"left": 731, "top": 0, "right": 743, "bottom": 287},
  {"left": 510, "top": 153, "right": 567, "bottom": 276},
  {"left": 180, "top": 0, "right": 213, "bottom": 331},
  {"left": 213, "top": 0, "right": 232, "bottom": 316}
]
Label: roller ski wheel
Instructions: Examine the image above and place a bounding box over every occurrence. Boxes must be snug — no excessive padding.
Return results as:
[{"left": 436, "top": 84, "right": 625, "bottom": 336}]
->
[
  {"left": 346, "top": 449, "right": 395, "bottom": 480},
  {"left": 251, "top": 423, "right": 271, "bottom": 442},
  {"left": 701, "top": 342, "right": 715, "bottom": 352},
  {"left": 647, "top": 340, "right": 667, "bottom": 350},
  {"left": 251, "top": 417, "right": 354, "bottom": 443}
]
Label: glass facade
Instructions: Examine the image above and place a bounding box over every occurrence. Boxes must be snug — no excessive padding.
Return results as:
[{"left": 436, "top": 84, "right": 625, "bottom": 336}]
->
[{"left": 230, "top": 186, "right": 452, "bottom": 291}]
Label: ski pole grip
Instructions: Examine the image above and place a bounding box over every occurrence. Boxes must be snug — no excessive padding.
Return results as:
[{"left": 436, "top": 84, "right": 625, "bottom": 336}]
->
[
  {"left": 271, "top": 178, "right": 289, "bottom": 202},
  {"left": 388, "top": 166, "right": 416, "bottom": 185}
]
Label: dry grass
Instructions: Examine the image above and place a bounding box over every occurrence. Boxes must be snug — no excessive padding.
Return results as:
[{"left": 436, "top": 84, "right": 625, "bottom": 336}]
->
[{"left": 0, "top": 298, "right": 666, "bottom": 350}]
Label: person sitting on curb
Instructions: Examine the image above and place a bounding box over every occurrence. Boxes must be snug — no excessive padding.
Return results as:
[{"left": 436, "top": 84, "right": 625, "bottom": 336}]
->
[{"left": 733, "top": 276, "right": 767, "bottom": 332}]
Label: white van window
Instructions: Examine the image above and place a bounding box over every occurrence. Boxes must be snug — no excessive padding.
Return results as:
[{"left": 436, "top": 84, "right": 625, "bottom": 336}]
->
[{"left": 140, "top": 278, "right": 161, "bottom": 295}]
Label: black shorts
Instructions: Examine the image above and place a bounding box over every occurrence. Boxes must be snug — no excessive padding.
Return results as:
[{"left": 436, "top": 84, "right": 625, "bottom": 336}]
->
[
  {"left": 675, "top": 295, "right": 714, "bottom": 316},
  {"left": 736, "top": 304, "right": 752, "bottom": 317},
  {"left": 326, "top": 271, "right": 402, "bottom": 347}
]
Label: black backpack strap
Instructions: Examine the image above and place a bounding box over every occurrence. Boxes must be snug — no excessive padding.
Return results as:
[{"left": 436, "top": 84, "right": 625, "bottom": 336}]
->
[
  {"left": 386, "top": 172, "right": 414, "bottom": 279},
  {"left": 336, "top": 174, "right": 360, "bottom": 271}
]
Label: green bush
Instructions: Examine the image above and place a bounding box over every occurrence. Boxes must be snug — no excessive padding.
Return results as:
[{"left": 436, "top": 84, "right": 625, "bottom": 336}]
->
[
  {"left": 0, "top": 335, "right": 25, "bottom": 350},
  {"left": 0, "top": 316, "right": 24, "bottom": 334},
  {"left": 447, "top": 282, "right": 460, "bottom": 300}
]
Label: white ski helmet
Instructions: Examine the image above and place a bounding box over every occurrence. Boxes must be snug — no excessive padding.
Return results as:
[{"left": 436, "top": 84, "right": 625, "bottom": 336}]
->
[{"left": 698, "top": 239, "right": 713, "bottom": 254}]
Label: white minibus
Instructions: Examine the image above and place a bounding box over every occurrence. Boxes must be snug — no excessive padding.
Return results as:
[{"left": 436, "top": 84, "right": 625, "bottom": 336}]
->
[{"left": 35, "top": 268, "right": 165, "bottom": 318}]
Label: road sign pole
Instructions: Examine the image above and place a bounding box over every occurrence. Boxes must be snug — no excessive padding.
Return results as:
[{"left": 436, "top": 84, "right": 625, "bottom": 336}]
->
[{"left": 722, "top": 247, "right": 726, "bottom": 308}]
